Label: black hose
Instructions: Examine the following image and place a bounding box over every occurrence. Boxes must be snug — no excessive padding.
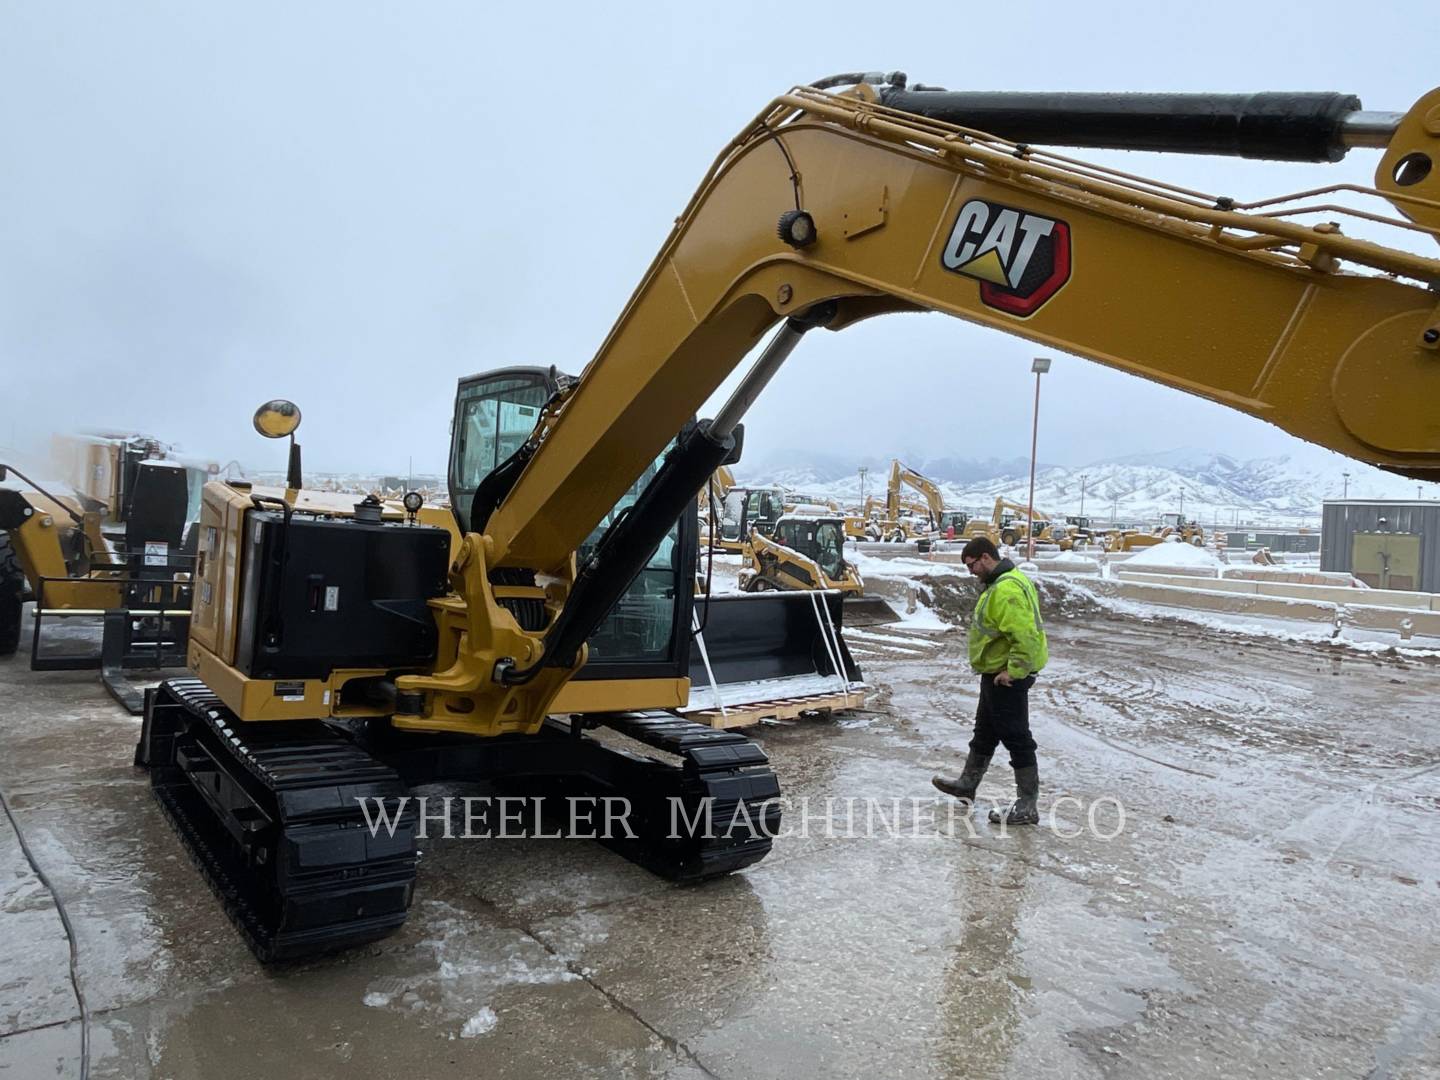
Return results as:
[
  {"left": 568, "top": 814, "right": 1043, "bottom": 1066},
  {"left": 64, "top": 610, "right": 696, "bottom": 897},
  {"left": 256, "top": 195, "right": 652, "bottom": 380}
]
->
[{"left": 0, "top": 781, "right": 89, "bottom": 1080}]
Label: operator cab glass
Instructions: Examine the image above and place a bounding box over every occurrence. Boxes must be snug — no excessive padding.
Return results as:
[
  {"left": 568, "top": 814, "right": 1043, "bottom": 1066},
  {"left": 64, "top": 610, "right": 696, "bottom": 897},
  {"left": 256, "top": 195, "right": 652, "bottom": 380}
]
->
[
  {"left": 448, "top": 366, "right": 696, "bottom": 679},
  {"left": 777, "top": 518, "right": 846, "bottom": 581},
  {"left": 812, "top": 521, "right": 845, "bottom": 580},
  {"left": 719, "top": 489, "right": 746, "bottom": 543},
  {"left": 720, "top": 487, "right": 784, "bottom": 543},
  {"left": 747, "top": 489, "right": 784, "bottom": 534},
  {"left": 450, "top": 374, "right": 550, "bottom": 532}
]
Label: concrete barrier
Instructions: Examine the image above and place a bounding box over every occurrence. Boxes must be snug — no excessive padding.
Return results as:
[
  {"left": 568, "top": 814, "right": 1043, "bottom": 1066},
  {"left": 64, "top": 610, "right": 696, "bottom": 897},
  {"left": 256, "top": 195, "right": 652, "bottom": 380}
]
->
[
  {"left": 1089, "top": 578, "right": 1337, "bottom": 621},
  {"left": 1116, "top": 570, "right": 1438, "bottom": 612},
  {"left": 1117, "top": 572, "right": 1258, "bottom": 594},
  {"left": 1030, "top": 556, "right": 1101, "bottom": 575},
  {"left": 1343, "top": 605, "right": 1440, "bottom": 637},
  {"left": 1112, "top": 563, "right": 1218, "bottom": 579},
  {"left": 1221, "top": 568, "right": 1355, "bottom": 586},
  {"left": 1088, "top": 576, "right": 1440, "bottom": 639}
]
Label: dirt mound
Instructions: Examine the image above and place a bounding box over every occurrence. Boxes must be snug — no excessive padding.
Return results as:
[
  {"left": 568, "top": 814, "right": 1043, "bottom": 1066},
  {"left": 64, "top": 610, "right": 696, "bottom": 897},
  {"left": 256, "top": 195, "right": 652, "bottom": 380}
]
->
[{"left": 919, "top": 574, "right": 1108, "bottom": 627}]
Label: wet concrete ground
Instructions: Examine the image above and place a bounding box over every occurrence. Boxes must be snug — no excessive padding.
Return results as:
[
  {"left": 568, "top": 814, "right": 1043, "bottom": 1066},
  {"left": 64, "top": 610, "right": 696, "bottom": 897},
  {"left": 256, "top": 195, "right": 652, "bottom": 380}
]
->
[{"left": 2, "top": 614, "right": 1438, "bottom": 1078}]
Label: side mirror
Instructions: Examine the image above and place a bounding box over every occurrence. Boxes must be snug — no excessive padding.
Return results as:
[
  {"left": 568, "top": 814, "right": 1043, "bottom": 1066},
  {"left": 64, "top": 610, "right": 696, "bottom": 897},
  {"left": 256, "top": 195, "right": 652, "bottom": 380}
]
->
[
  {"left": 0, "top": 465, "right": 7, "bottom": 481},
  {"left": 253, "top": 400, "right": 302, "bottom": 439},
  {"left": 252, "top": 400, "right": 304, "bottom": 489}
]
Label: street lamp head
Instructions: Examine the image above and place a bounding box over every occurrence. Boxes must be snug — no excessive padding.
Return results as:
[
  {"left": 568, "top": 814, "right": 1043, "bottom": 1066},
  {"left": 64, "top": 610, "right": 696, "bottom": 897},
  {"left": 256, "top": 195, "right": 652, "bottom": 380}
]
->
[{"left": 1031, "top": 357, "right": 1052, "bottom": 374}]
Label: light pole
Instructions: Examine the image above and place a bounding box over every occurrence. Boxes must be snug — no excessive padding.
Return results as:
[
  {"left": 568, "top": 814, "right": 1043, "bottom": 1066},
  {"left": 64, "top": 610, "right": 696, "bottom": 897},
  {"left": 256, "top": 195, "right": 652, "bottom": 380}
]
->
[
  {"left": 1342, "top": 471, "right": 1350, "bottom": 499},
  {"left": 1079, "top": 473, "right": 1088, "bottom": 518},
  {"left": 1026, "top": 358, "right": 1051, "bottom": 560},
  {"left": 858, "top": 466, "right": 868, "bottom": 509},
  {"left": 1179, "top": 487, "right": 1186, "bottom": 522}
]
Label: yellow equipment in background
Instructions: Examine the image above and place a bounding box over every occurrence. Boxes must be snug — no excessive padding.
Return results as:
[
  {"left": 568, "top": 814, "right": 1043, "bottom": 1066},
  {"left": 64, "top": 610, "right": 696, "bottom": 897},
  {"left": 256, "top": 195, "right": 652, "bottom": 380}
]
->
[
  {"left": 869, "top": 458, "right": 966, "bottom": 541},
  {"left": 1, "top": 451, "right": 194, "bottom": 708},
  {"left": 135, "top": 74, "right": 1440, "bottom": 962},
  {"left": 1157, "top": 513, "right": 1208, "bottom": 546},
  {"left": 740, "top": 511, "right": 861, "bottom": 595},
  {"left": 710, "top": 483, "right": 787, "bottom": 553},
  {"left": 961, "top": 496, "right": 1055, "bottom": 548},
  {"left": 0, "top": 467, "right": 119, "bottom": 654}
]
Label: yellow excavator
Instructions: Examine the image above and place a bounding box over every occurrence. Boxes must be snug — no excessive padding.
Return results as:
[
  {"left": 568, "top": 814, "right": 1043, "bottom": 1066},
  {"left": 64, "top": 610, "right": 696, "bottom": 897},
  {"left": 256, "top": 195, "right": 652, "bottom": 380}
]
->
[
  {"left": 134, "top": 73, "right": 1440, "bottom": 961},
  {"left": 873, "top": 458, "right": 967, "bottom": 541}
]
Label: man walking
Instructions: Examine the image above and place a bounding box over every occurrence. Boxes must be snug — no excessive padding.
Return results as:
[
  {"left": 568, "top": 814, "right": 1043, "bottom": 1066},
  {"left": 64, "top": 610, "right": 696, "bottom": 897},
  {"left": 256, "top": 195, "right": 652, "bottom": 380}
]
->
[{"left": 932, "top": 536, "right": 1048, "bottom": 825}]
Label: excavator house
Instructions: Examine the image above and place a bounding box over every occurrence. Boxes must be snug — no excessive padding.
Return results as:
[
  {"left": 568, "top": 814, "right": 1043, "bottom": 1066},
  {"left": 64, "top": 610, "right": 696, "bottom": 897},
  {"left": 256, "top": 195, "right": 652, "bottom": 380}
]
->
[{"left": 136, "top": 73, "right": 1440, "bottom": 962}]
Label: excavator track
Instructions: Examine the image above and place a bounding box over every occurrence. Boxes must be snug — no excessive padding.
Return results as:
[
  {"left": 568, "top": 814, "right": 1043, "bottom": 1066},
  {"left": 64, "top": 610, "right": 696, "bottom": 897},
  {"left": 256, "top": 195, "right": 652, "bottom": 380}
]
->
[
  {"left": 592, "top": 712, "right": 781, "bottom": 880},
  {"left": 359, "top": 712, "right": 783, "bottom": 882},
  {"left": 136, "top": 679, "right": 417, "bottom": 963}
]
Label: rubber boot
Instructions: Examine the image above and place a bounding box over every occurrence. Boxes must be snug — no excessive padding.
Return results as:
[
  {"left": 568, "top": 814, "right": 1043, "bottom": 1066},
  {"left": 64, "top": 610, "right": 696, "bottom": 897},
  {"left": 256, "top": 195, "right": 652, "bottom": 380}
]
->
[
  {"left": 988, "top": 765, "right": 1040, "bottom": 826},
  {"left": 931, "top": 751, "right": 991, "bottom": 804}
]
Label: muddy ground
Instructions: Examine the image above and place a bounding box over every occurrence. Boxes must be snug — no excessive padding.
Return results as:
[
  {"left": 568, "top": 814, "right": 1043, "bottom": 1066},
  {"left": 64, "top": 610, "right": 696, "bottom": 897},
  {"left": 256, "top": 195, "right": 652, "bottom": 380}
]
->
[{"left": 2, "top": 614, "right": 1438, "bottom": 1079}]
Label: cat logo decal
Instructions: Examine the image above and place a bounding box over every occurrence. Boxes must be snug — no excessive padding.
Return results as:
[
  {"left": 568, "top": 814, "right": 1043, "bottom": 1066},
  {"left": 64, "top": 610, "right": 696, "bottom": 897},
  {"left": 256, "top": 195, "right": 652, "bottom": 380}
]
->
[{"left": 940, "top": 198, "right": 1071, "bottom": 317}]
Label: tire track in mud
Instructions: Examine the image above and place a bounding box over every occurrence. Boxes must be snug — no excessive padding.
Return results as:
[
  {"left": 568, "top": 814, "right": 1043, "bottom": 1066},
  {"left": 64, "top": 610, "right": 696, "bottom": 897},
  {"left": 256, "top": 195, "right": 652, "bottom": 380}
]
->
[
  {"left": 844, "top": 626, "right": 956, "bottom": 663},
  {"left": 1040, "top": 621, "right": 1440, "bottom": 775}
]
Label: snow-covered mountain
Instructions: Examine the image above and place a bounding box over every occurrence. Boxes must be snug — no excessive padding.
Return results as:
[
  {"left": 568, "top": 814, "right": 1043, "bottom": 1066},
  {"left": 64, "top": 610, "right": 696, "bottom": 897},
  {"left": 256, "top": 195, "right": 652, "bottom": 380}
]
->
[{"left": 736, "top": 447, "right": 1439, "bottom": 527}]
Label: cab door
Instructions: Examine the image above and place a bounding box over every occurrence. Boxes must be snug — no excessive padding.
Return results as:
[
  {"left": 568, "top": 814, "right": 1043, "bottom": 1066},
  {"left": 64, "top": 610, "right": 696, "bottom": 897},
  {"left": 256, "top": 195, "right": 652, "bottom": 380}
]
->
[{"left": 448, "top": 366, "right": 698, "bottom": 679}]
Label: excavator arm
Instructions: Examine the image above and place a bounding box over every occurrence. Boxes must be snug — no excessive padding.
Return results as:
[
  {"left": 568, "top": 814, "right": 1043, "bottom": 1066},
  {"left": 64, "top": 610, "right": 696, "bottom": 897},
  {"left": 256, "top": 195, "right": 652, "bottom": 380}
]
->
[
  {"left": 395, "top": 77, "right": 1440, "bottom": 733},
  {"left": 888, "top": 459, "right": 947, "bottom": 529}
]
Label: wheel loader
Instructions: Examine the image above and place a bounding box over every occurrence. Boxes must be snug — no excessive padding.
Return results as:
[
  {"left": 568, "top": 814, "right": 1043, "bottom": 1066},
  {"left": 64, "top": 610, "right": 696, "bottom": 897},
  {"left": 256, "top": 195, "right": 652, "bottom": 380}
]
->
[{"left": 131, "top": 72, "right": 1440, "bottom": 963}]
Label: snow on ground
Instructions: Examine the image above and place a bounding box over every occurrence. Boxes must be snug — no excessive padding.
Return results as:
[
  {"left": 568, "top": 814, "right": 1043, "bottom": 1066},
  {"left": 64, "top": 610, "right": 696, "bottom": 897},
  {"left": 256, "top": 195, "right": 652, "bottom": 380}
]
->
[
  {"left": 1041, "top": 550, "right": 1101, "bottom": 568},
  {"left": 881, "top": 597, "right": 952, "bottom": 632},
  {"left": 1082, "top": 584, "right": 1440, "bottom": 659},
  {"left": 700, "top": 539, "right": 1437, "bottom": 654},
  {"left": 847, "top": 548, "right": 964, "bottom": 581}
]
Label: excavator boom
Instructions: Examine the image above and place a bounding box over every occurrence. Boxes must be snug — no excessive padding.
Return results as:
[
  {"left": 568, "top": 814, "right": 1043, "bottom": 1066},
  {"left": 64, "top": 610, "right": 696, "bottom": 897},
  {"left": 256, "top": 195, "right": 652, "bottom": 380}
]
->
[
  {"left": 396, "top": 75, "right": 1440, "bottom": 732},
  {"left": 487, "top": 81, "right": 1440, "bottom": 580}
]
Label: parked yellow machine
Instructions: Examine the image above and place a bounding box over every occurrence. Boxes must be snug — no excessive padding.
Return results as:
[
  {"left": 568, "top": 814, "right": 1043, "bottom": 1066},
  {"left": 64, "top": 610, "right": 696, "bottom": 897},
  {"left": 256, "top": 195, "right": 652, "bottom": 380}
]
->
[
  {"left": 739, "top": 511, "right": 861, "bottom": 595},
  {"left": 960, "top": 496, "right": 1055, "bottom": 548},
  {"left": 133, "top": 73, "right": 1440, "bottom": 962},
  {"left": 0, "top": 466, "right": 120, "bottom": 647},
  {"left": 868, "top": 458, "right": 968, "bottom": 541},
  {"left": 1, "top": 451, "right": 197, "bottom": 708}
]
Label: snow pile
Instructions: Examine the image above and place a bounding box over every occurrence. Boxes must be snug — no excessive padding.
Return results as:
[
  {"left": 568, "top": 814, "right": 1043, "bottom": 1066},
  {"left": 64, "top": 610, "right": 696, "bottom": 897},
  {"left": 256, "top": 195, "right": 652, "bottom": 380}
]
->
[
  {"left": 460, "top": 1008, "right": 498, "bottom": 1038},
  {"left": 846, "top": 548, "right": 964, "bottom": 581},
  {"left": 1123, "top": 541, "right": 1223, "bottom": 573}
]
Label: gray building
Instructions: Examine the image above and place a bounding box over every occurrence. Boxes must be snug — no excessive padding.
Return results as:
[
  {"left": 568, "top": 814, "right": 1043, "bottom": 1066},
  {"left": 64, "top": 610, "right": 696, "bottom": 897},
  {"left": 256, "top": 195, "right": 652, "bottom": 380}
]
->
[{"left": 1320, "top": 500, "right": 1439, "bottom": 592}]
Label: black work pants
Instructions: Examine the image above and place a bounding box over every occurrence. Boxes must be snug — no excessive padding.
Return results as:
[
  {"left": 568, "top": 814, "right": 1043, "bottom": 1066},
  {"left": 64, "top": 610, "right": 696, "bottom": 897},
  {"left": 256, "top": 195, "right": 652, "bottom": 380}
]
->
[{"left": 969, "top": 673, "right": 1037, "bottom": 769}]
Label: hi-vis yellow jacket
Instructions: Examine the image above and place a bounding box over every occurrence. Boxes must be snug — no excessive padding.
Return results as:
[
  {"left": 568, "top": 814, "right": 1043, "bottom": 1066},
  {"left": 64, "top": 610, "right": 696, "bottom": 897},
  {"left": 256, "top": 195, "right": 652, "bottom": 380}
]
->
[{"left": 968, "top": 566, "right": 1049, "bottom": 679}]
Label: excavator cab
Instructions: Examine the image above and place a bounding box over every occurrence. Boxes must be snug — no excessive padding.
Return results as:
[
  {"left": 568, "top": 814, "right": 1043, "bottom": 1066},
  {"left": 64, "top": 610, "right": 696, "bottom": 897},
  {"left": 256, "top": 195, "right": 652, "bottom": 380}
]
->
[{"left": 449, "top": 366, "right": 696, "bottom": 679}]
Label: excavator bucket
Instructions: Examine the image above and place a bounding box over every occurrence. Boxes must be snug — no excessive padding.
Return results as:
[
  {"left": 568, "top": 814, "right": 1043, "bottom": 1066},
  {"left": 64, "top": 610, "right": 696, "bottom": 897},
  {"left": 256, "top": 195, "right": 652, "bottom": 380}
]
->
[{"left": 688, "top": 590, "right": 862, "bottom": 689}]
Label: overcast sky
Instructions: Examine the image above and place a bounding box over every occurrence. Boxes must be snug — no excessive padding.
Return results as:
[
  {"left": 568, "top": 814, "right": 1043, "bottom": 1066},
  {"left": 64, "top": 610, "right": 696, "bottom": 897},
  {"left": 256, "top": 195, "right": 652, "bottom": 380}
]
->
[{"left": 1, "top": 2, "right": 1433, "bottom": 479}]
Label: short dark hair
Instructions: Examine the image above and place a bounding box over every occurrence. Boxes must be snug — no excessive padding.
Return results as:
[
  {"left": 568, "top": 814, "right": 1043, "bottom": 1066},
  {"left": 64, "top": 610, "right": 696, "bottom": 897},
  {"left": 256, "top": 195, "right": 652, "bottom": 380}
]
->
[{"left": 961, "top": 536, "right": 999, "bottom": 562}]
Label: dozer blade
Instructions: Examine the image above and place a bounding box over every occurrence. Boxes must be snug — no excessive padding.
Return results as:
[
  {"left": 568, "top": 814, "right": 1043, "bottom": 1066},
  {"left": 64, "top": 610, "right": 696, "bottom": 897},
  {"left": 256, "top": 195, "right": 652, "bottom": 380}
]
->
[
  {"left": 688, "top": 591, "right": 862, "bottom": 686},
  {"left": 842, "top": 594, "right": 902, "bottom": 627}
]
